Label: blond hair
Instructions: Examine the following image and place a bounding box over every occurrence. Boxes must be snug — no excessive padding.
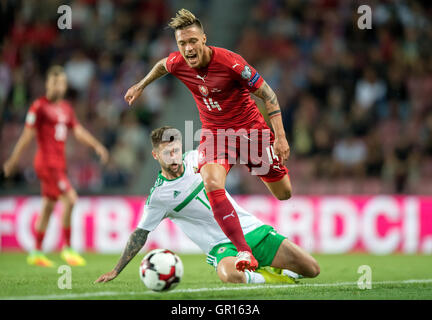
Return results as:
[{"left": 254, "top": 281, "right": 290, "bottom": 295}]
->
[
  {"left": 46, "top": 65, "right": 65, "bottom": 78},
  {"left": 168, "top": 9, "right": 203, "bottom": 31}
]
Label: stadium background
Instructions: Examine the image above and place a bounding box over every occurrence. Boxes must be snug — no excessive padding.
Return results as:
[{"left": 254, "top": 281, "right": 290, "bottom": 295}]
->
[{"left": 0, "top": 0, "right": 431, "bottom": 256}]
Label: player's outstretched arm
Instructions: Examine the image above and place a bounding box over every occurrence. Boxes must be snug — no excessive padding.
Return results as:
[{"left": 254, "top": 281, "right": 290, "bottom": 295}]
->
[
  {"left": 73, "top": 124, "right": 109, "bottom": 165},
  {"left": 124, "top": 57, "right": 168, "bottom": 106},
  {"left": 3, "top": 127, "right": 35, "bottom": 177},
  {"left": 253, "top": 80, "right": 290, "bottom": 162},
  {"left": 94, "top": 228, "right": 149, "bottom": 283}
]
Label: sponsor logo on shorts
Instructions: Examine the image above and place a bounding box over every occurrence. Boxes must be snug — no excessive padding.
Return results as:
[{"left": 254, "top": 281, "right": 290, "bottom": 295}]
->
[{"left": 217, "top": 247, "right": 227, "bottom": 254}]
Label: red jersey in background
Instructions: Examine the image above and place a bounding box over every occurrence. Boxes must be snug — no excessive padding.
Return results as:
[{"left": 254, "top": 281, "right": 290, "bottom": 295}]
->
[
  {"left": 25, "top": 96, "right": 78, "bottom": 170},
  {"left": 25, "top": 96, "right": 78, "bottom": 199}
]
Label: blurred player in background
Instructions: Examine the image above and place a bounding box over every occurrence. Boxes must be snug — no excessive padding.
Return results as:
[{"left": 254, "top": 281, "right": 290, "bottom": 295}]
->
[
  {"left": 3, "top": 66, "right": 109, "bottom": 267},
  {"left": 125, "top": 9, "right": 291, "bottom": 272},
  {"left": 95, "top": 126, "right": 319, "bottom": 284}
]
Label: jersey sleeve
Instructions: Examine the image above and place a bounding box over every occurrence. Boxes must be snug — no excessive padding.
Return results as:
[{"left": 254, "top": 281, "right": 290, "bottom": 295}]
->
[
  {"left": 228, "top": 52, "right": 264, "bottom": 92},
  {"left": 165, "top": 52, "right": 180, "bottom": 74},
  {"left": 137, "top": 193, "right": 167, "bottom": 232},
  {"left": 25, "top": 100, "right": 41, "bottom": 128}
]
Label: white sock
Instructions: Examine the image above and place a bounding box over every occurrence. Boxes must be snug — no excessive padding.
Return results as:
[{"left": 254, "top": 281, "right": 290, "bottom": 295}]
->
[
  {"left": 282, "top": 269, "right": 303, "bottom": 279},
  {"left": 244, "top": 270, "right": 265, "bottom": 284}
]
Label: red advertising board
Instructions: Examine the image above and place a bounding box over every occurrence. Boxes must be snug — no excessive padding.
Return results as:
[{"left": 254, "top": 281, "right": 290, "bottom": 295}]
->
[{"left": 1, "top": 196, "right": 431, "bottom": 254}]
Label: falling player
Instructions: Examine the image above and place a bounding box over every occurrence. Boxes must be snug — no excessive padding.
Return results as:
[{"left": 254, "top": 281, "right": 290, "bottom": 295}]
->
[
  {"left": 3, "top": 65, "right": 109, "bottom": 267},
  {"left": 124, "top": 9, "right": 291, "bottom": 272},
  {"left": 95, "top": 127, "right": 319, "bottom": 284}
]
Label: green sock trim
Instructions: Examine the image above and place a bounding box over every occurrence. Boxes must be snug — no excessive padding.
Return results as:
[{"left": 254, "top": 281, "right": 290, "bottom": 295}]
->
[{"left": 244, "top": 270, "right": 252, "bottom": 283}]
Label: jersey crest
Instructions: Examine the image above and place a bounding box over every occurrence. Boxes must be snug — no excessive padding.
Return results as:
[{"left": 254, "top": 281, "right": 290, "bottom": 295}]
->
[{"left": 198, "top": 85, "right": 209, "bottom": 96}]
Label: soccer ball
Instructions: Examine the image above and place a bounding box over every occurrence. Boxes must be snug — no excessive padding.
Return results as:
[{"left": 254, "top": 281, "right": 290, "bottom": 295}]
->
[{"left": 139, "top": 248, "right": 183, "bottom": 292}]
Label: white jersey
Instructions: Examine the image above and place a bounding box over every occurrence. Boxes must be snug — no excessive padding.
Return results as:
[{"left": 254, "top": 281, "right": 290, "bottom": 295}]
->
[{"left": 137, "top": 150, "right": 263, "bottom": 254}]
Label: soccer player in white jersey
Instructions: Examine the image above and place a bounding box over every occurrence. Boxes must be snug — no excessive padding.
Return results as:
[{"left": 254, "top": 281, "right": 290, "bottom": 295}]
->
[{"left": 95, "top": 127, "right": 319, "bottom": 284}]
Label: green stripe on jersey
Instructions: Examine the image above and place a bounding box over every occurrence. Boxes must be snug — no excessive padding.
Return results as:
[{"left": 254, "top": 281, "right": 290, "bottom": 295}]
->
[
  {"left": 146, "top": 176, "right": 164, "bottom": 205},
  {"left": 173, "top": 181, "right": 205, "bottom": 212},
  {"left": 195, "top": 195, "right": 211, "bottom": 210}
]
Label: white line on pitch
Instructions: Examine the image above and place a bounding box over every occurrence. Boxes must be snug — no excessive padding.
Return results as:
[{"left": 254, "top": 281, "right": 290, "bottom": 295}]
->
[{"left": 2, "top": 279, "right": 432, "bottom": 300}]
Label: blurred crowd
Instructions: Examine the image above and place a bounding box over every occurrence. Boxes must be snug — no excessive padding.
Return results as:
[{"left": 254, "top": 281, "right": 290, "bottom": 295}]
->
[
  {"left": 230, "top": 0, "right": 432, "bottom": 195},
  {"left": 0, "top": 0, "right": 178, "bottom": 194},
  {"left": 1, "top": 0, "right": 431, "bottom": 195}
]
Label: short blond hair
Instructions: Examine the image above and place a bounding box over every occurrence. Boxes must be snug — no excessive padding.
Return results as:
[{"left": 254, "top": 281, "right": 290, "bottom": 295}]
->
[
  {"left": 168, "top": 9, "right": 203, "bottom": 31},
  {"left": 46, "top": 65, "right": 65, "bottom": 78}
]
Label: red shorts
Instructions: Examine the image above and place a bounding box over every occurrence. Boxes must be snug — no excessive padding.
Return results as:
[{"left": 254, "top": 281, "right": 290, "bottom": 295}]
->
[
  {"left": 197, "top": 123, "right": 289, "bottom": 183},
  {"left": 35, "top": 167, "right": 71, "bottom": 200}
]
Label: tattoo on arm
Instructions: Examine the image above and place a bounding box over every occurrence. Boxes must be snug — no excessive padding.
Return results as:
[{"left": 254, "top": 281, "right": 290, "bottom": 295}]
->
[
  {"left": 254, "top": 82, "right": 286, "bottom": 137},
  {"left": 137, "top": 58, "right": 168, "bottom": 90},
  {"left": 268, "top": 110, "right": 281, "bottom": 117},
  {"left": 254, "top": 82, "right": 280, "bottom": 114},
  {"left": 113, "top": 228, "right": 149, "bottom": 274}
]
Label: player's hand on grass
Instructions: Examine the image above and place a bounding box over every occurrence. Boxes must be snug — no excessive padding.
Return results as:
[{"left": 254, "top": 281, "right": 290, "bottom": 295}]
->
[
  {"left": 3, "top": 158, "right": 17, "bottom": 178},
  {"left": 94, "top": 270, "right": 118, "bottom": 283},
  {"left": 95, "top": 145, "right": 109, "bottom": 165},
  {"left": 273, "top": 136, "right": 290, "bottom": 163},
  {"left": 124, "top": 84, "right": 143, "bottom": 106}
]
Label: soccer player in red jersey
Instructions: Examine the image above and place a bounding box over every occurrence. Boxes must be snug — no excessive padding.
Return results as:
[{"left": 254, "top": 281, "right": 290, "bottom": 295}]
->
[
  {"left": 3, "top": 66, "right": 109, "bottom": 267},
  {"left": 125, "top": 9, "right": 291, "bottom": 272}
]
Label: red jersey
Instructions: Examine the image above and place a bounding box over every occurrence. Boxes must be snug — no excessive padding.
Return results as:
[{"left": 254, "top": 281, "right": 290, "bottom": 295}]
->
[
  {"left": 166, "top": 46, "right": 265, "bottom": 131},
  {"left": 25, "top": 96, "right": 78, "bottom": 170}
]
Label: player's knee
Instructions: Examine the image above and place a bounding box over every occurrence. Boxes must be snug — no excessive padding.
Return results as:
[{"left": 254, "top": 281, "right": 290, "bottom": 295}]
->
[
  {"left": 44, "top": 200, "right": 56, "bottom": 212},
  {"left": 203, "top": 177, "right": 224, "bottom": 192},
  {"left": 217, "top": 260, "right": 246, "bottom": 284},
  {"left": 305, "top": 259, "right": 320, "bottom": 278},
  {"left": 65, "top": 191, "right": 78, "bottom": 207},
  {"left": 313, "top": 263, "right": 321, "bottom": 277},
  {"left": 69, "top": 194, "right": 77, "bottom": 206}
]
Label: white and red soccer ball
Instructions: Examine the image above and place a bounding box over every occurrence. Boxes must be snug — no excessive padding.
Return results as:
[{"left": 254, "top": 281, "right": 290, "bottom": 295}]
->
[{"left": 139, "top": 249, "right": 184, "bottom": 292}]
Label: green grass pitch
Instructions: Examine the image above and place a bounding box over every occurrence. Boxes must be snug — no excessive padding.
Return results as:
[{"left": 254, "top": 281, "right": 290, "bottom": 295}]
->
[{"left": 0, "top": 252, "right": 431, "bottom": 300}]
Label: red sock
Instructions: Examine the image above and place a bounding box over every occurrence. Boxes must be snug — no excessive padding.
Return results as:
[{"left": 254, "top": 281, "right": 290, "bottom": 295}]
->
[
  {"left": 35, "top": 231, "right": 45, "bottom": 251},
  {"left": 63, "top": 227, "right": 71, "bottom": 248},
  {"left": 207, "top": 189, "right": 252, "bottom": 253}
]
